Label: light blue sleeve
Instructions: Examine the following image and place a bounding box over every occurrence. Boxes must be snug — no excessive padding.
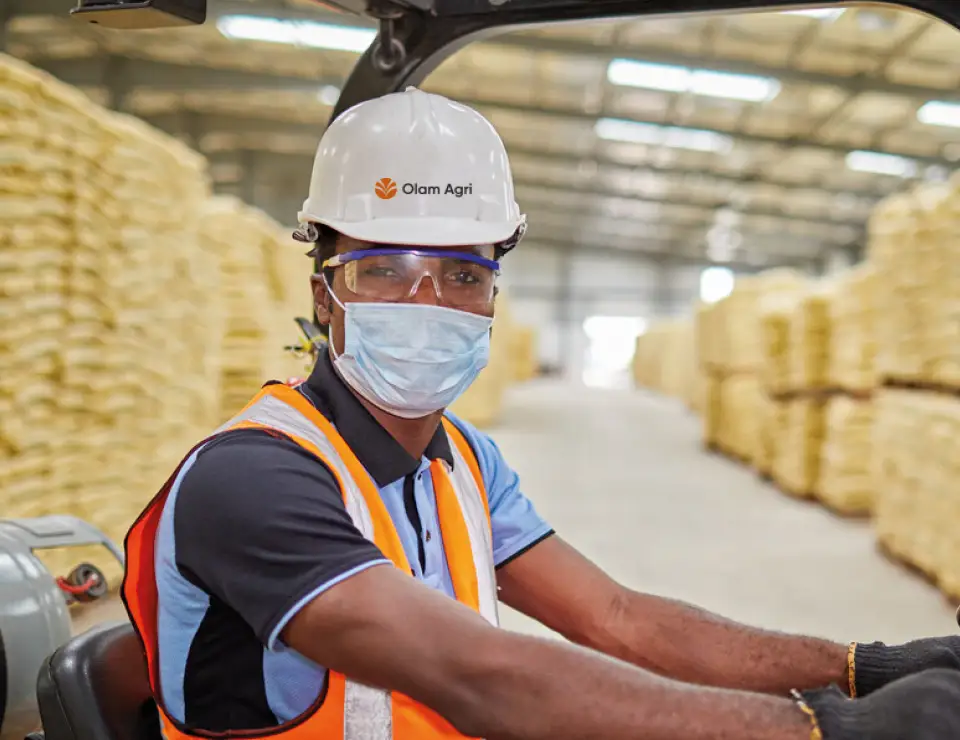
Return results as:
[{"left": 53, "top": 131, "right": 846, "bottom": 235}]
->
[{"left": 445, "top": 413, "right": 554, "bottom": 567}]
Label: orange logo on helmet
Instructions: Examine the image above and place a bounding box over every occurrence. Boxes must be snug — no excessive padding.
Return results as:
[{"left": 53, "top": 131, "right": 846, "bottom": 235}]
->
[{"left": 375, "top": 178, "right": 397, "bottom": 200}]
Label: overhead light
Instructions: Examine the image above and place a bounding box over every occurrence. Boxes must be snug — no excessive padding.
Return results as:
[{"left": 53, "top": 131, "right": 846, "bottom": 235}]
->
[
  {"left": 217, "top": 15, "right": 376, "bottom": 53},
  {"left": 856, "top": 9, "right": 897, "bottom": 33},
  {"left": 607, "top": 59, "right": 780, "bottom": 102},
  {"left": 700, "top": 266, "right": 735, "bottom": 303},
  {"left": 595, "top": 117, "right": 733, "bottom": 153},
  {"left": 781, "top": 8, "right": 845, "bottom": 20},
  {"left": 845, "top": 150, "right": 918, "bottom": 178},
  {"left": 318, "top": 85, "right": 341, "bottom": 106},
  {"left": 917, "top": 100, "right": 960, "bottom": 128}
]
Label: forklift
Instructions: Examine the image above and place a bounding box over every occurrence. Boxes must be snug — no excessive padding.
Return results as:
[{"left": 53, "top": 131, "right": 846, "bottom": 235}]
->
[{"left": 6, "top": 0, "right": 960, "bottom": 739}]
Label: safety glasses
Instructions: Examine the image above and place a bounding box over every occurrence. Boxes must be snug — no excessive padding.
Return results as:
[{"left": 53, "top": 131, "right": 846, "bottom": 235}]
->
[{"left": 322, "top": 247, "right": 500, "bottom": 308}]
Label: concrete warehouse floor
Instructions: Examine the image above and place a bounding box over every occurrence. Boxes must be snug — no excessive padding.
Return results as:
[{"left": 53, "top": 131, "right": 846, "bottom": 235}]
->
[
  {"left": 74, "top": 380, "right": 957, "bottom": 648},
  {"left": 493, "top": 381, "right": 957, "bottom": 645}
]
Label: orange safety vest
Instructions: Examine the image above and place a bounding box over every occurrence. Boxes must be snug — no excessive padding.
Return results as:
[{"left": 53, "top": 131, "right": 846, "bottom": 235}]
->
[{"left": 122, "top": 381, "right": 499, "bottom": 740}]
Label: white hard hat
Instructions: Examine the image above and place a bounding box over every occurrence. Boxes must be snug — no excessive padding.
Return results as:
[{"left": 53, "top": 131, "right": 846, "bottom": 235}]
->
[{"left": 298, "top": 87, "right": 526, "bottom": 249}]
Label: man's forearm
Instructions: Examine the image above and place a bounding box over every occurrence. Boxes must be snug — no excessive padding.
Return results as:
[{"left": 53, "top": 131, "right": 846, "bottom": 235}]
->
[
  {"left": 590, "top": 590, "right": 849, "bottom": 696},
  {"left": 449, "top": 628, "right": 814, "bottom": 740}
]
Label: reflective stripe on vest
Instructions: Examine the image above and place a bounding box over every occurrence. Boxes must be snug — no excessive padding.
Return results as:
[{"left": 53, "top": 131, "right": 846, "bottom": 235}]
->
[{"left": 122, "top": 381, "right": 496, "bottom": 740}]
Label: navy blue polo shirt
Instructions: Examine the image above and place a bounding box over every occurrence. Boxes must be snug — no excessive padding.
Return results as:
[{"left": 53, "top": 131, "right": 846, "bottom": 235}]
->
[{"left": 152, "top": 352, "right": 554, "bottom": 731}]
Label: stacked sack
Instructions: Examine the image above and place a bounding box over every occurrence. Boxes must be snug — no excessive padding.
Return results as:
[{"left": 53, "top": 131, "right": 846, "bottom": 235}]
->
[
  {"left": 632, "top": 319, "right": 679, "bottom": 394},
  {"left": 818, "top": 396, "right": 874, "bottom": 514},
  {"left": 199, "top": 196, "right": 311, "bottom": 415},
  {"left": 662, "top": 319, "right": 699, "bottom": 408},
  {"left": 868, "top": 179, "right": 960, "bottom": 594},
  {"left": 0, "top": 56, "right": 73, "bottom": 548},
  {"left": 754, "top": 394, "right": 786, "bottom": 479},
  {"left": 695, "top": 287, "right": 760, "bottom": 458},
  {"left": 872, "top": 390, "right": 960, "bottom": 595},
  {"left": 0, "top": 54, "right": 219, "bottom": 584},
  {"left": 0, "top": 54, "right": 315, "bottom": 586},
  {"left": 714, "top": 375, "right": 764, "bottom": 462},
  {"left": 510, "top": 324, "right": 539, "bottom": 383},
  {"left": 698, "top": 270, "right": 807, "bottom": 466},
  {"left": 868, "top": 189, "right": 929, "bottom": 384},
  {"left": 818, "top": 265, "right": 878, "bottom": 515},
  {"left": 757, "top": 290, "right": 804, "bottom": 477},
  {"left": 926, "top": 176, "right": 960, "bottom": 387},
  {"left": 632, "top": 317, "right": 701, "bottom": 410},
  {"left": 774, "top": 397, "right": 826, "bottom": 498},
  {"left": 632, "top": 321, "right": 669, "bottom": 390},
  {"left": 772, "top": 280, "right": 835, "bottom": 498}
]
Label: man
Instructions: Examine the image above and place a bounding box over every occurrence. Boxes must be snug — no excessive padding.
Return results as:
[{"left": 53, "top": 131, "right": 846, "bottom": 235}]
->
[{"left": 122, "top": 87, "right": 960, "bottom": 740}]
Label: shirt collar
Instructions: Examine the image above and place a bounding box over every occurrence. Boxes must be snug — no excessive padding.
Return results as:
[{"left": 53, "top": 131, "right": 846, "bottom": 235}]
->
[{"left": 303, "top": 350, "right": 454, "bottom": 487}]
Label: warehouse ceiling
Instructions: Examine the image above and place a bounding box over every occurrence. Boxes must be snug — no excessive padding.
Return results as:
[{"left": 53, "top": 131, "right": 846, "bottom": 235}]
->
[{"left": 5, "top": 1, "right": 960, "bottom": 271}]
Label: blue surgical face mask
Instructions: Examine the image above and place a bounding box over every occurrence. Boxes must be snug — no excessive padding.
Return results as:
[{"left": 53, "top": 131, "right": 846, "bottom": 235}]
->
[{"left": 324, "top": 282, "right": 493, "bottom": 419}]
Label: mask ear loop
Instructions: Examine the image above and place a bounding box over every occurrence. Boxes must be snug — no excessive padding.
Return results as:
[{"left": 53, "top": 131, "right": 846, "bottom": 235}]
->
[{"left": 320, "top": 272, "right": 348, "bottom": 361}]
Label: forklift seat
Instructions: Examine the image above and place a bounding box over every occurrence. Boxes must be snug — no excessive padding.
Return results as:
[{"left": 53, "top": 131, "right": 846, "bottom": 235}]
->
[{"left": 36, "top": 621, "right": 161, "bottom": 740}]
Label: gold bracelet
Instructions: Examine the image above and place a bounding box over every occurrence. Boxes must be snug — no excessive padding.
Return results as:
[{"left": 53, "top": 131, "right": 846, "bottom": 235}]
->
[
  {"left": 791, "top": 690, "right": 824, "bottom": 740},
  {"left": 847, "top": 642, "right": 858, "bottom": 698}
]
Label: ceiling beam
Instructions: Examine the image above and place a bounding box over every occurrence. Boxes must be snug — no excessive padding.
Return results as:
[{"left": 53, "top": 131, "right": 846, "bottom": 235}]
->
[
  {"left": 23, "top": 54, "right": 953, "bottom": 166},
  {"left": 16, "top": 0, "right": 958, "bottom": 105}
]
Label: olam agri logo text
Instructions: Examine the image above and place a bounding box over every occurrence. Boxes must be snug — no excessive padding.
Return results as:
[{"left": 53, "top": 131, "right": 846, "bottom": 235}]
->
[{"left": 375, "top": 177, "right": 474, "bottom": 200}]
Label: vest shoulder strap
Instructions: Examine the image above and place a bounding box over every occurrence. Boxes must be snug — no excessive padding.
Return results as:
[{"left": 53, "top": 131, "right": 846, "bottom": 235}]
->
[{"left": 441, "top": 416, "right": 488, "bottom": 520}]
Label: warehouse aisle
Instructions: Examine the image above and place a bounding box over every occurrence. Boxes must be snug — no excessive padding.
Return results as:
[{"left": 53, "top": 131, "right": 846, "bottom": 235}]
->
[{"left": 491, "top": 381, "right": 958, "bottom": 645}]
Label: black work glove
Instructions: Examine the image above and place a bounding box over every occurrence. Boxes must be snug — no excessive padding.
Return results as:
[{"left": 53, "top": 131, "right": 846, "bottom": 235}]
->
[
  {"left": 851, "top": 636, "right": 960, "bottom": 697},
  {"left": 800, "top": 668, "right": 960, "bottom": 739}
]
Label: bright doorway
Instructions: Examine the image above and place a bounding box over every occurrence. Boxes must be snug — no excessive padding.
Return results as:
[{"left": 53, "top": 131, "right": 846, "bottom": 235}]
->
[{"left": 582, "top": 315, "right": 648, "bottom": 389}]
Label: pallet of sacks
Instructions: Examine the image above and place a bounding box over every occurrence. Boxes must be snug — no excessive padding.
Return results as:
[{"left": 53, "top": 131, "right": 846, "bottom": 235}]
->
[
  {"left": 699, "top": 269, "right": 806, "bottom": 467},
  {"left": 714, "top": 374, "right": 763, "bottom": 463},
  {"left": 772, "top": 397, "right": 825, "bottom": 498},
  {"left": 875, "top": 178, "right": 960, "bottom": 388},
  {"left": 873, "top": 389, "right": 960, "bottom": 597},
  {"left": 755, "top": 394, "right": 785, "bottom": 479},
  {"left": 632, "top": 321, "right": 669, "bottom": 391},
  {"left": 769, "top": 280, "right": 834, "bottom": 499},
  {"left": 695, "top": 294, "right": 742, "bottom": 455},
  {"left": 817, "top": 265, "right": 878, "bottom": 516},
  {"left": 0, "top": 55, "right": 72, "bottom": 555},
  {"left": 868, "top": 176, "right": 960, "bottom": 596},
  {"left": 868, "top": 188, "right": 933, "bottom": 385},
  {"left": 510, "top": 324, "right": 539, "bottom": 383},
  {"left": 662, "top": 319, "right": 697, "bottom": 405},
  {"left": 199, "top": 196, "right": 313, "bottom": 416},
  {"left": 631, "top": 318, "right": 696, "bottom": 402}
]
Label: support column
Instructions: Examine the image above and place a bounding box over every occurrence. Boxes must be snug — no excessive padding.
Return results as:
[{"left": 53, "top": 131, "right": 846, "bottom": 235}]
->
[
  {"left": 652, "top": 262, "right": 674, "bottom": 317},
  {"left": 0, "top": 0, "right": 17, "bottom": 53},
  {"left": 555, "top": 247, "right": 575, "bottom": 376},
  {"left": 824, "top": 247, "right": 856, "bottom": 275},
  {"left": 102, "top": 56, "right": 131, "bottom": 111},
  {"left": 239, "top": 150, "right": 258, "bottom": 207}
]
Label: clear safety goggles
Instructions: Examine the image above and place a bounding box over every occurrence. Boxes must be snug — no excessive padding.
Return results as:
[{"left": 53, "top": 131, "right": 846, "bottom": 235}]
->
[{"left": 321, "top": 248, "right": 500, "bottom": 308}]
